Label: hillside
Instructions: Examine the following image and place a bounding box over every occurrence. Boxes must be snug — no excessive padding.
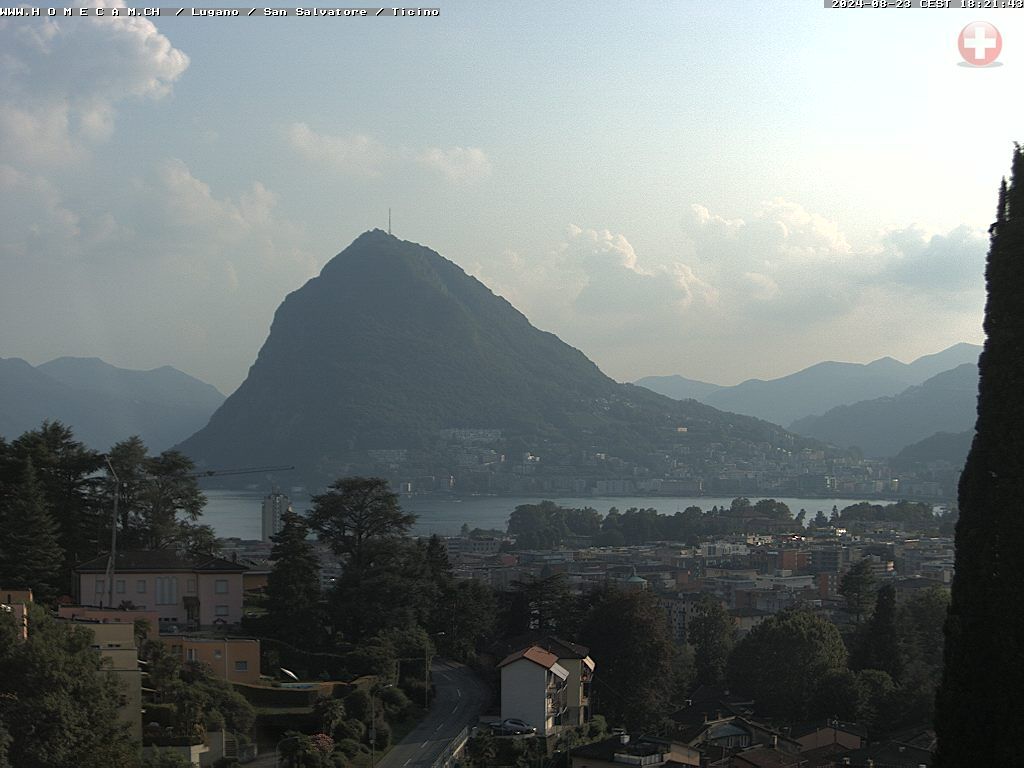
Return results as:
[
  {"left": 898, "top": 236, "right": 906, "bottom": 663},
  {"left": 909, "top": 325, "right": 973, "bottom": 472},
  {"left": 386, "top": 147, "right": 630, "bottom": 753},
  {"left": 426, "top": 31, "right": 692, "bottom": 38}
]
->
[
  {"left": 789, "top": 363, "right": 979, "bottom": 457},
  {"left": 0, "top": 356, "right": 224, "bottom": 452},
  {"left": 632, "top": 374, "right": 722, "bottom": 402},
  {"left": 177, "top": 230, "right": 817, "bottom": 488},
  {"left": 637, "top": 343, "right": 981, "bottom": 427}
]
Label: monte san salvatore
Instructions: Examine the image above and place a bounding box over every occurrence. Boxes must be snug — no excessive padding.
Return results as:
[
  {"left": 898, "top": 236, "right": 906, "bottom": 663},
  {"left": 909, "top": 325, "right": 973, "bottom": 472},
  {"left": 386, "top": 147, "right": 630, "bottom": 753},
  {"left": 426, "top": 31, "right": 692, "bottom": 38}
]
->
[{"left": 176, "top": 229, "right": 825, "bottom": 492}]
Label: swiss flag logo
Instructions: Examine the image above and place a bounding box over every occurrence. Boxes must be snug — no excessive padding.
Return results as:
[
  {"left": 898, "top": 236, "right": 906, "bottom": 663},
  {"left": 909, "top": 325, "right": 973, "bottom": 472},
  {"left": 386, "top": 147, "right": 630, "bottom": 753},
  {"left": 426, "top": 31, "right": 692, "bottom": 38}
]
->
[{"left": 959, "top": 22, "right": 1001, "bottom": 67}]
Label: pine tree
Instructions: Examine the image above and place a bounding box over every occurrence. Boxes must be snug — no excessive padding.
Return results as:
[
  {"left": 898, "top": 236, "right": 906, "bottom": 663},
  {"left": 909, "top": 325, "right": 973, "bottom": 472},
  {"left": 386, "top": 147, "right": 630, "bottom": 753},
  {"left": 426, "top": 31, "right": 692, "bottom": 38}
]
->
[
  {"left": 265, "top": 510, "right": 323, "bottom": 650},
  {"left": 935, "top": 144, "right": 1024, "bottom": 766},
  {"left": 688, "top": 594, "right": 734, "bottom": 687},
  {"left": 0, "top": 460, "right": 64, "bottom": 602},
  {"left": 856, "top": 582, "right": 902, "bottom": 682},
  {"left": 9, "top": 423, "right": 105, "bottom": 597}
]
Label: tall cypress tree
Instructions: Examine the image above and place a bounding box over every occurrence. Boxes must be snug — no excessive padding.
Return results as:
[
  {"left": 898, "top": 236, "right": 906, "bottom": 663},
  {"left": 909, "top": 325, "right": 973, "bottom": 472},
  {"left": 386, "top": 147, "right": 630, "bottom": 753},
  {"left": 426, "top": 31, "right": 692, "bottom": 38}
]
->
[
  {"left": 265, "top": 510, "right": 323, "bottom": 650},
  {"left": 0, "top": 460, "right": 64, "bottom": 602},
  {"left": 935, "top": 144, "right": 1024, "bottom": 766}
]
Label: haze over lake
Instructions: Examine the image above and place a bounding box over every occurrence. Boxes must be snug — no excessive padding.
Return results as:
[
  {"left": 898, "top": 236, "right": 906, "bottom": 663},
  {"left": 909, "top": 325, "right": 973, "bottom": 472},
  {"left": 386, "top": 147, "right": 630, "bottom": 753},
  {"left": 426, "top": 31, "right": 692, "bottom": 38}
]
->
[{"left": 203, "top": 489, "right": 897, "bottom": 541}]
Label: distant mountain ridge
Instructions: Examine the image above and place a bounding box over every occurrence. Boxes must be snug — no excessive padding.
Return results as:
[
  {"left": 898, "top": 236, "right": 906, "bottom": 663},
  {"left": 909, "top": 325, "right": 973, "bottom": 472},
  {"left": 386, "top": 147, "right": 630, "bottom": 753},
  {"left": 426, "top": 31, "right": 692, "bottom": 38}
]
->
[
  {"left": 177, "top": 230, "right": 819, "bottom": 487},
  {"left": 636, "top": 342, "right": 980, "bottom": 427},
  {"left": 0, "top": 356, "right": 224, "bottom": 451},
  {"left": 789, "top": 363, "right": 979, "bottom": 457}
]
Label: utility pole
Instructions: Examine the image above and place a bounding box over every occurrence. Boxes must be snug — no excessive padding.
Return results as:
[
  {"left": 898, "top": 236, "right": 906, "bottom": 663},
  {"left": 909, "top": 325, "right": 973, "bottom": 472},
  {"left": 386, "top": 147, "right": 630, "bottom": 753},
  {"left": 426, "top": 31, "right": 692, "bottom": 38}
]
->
[{"left": 104, "top": 456, "right": 120, "bottom": 609}]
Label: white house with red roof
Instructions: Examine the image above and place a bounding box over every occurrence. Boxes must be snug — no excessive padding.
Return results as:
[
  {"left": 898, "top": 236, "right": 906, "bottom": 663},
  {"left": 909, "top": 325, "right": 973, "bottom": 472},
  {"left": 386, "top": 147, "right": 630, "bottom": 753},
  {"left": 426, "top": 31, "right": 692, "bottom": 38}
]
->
[{"left": 498, "top": 644, "right": 571, "bottom": 736}]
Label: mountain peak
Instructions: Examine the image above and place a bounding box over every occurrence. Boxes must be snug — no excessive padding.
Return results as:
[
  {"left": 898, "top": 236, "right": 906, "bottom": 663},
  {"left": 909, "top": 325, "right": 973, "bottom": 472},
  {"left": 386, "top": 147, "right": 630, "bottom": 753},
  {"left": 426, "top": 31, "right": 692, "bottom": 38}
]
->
[{"left": 177, "top": 233, "right": 808, "bottom": 487}]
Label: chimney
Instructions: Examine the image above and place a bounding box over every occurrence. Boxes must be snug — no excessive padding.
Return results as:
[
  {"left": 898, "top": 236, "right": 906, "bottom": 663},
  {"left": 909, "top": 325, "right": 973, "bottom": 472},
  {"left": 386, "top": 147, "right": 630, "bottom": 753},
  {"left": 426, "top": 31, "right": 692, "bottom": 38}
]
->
[
  {"left": 619, "top": 733, "right": 630, "bottom": 745},
  {"left": 771, "top": 735, "right": 778, "bottom": 748}
]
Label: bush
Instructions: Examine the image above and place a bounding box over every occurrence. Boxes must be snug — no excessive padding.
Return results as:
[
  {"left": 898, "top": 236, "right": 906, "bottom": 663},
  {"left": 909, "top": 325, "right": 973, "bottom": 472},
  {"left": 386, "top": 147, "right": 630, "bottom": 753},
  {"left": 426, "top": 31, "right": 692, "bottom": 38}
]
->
[{"left": 335, "top": 738, "right": 367, "bottom": 759}]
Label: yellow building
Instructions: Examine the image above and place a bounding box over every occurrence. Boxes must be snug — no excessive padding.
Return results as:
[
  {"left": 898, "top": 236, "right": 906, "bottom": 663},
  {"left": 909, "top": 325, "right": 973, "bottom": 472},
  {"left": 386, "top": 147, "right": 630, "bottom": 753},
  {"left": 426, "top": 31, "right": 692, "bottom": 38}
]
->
[
  {"left": 163, "top": 636, "right": 261, "bottom": 684},
  {"left": 0, "top": 586, "right": 31, "bottom": 641},
  {"left": 74, "top": 621, "right": 143, "bottom": 742}
]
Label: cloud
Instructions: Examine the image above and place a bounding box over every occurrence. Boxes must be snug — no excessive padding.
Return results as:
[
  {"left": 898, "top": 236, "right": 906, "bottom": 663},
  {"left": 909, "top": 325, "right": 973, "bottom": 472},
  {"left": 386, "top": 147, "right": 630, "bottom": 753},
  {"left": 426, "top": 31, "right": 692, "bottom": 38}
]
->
[
  {"left": 0, "top": 2, "right": 188, "bottom": 166},
  {"left": 287, "top": 122, "right": 492, "bottom": 184},
  {"left": 469, "top": 201, "right": 986, "bottom": 385},
  {"left": 287, "top": 122, "right": 392, "bottom": 178},
  {"left": 0, "top": 158, "right": 317, "bottom": 392},
  {"left": 470, "top": 225, "right": 715, "bottom": 355},
  {"left": 416, "top": 146, "right": 492, "bottom": 183}
]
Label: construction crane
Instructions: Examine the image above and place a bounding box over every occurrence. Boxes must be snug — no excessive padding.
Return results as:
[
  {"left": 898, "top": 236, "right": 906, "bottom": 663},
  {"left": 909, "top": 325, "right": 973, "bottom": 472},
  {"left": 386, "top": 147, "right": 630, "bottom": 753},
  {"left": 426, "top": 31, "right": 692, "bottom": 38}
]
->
[
  {"left": 187, "top": 465, "right": 294, "bottom": 479},
  {"left": 103, "top": 464, "right": 294, "bottom": 609}
]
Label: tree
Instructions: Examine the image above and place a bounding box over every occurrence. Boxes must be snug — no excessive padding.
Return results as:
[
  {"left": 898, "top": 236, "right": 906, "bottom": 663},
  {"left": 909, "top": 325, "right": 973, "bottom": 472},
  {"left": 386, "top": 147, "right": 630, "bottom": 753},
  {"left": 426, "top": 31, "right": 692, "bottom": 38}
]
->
[
  {"left": 105, "top": 438, "right": 214, "bottom": 552},
  {"left": 507, "top": 572, "right": 571, "bottom": 634},
  {"left": 0, "top": 606, "right": 137, "bottom": 768},
  {"left": 936, "top": 144, "right": 1024, "bottom": 767},
  {"left": 441, "top": 579, "right": 496, "bottom": 660},
  {"left": 727, "top": 607, "right": 848, "bottom": 721},
  {"left": 308, "top": 477, "right": 416, "bottom": 578},
  {"left": 752, "top": 499, "right": 791, "bottom": 520},
  {"left": 264, "top": 510, "right": 324, "bottom": 650},
  {"left": 0, "top": 460, "right": 64, "bottom": 601},
  {"left": 688, "top": 595, "right": 734, "bottom": 687},
  {"left": 856, "top": 582, "right": 902, "bottom": 681},
  {"left": 305, "top": 477, "right": 419, "bottom": 642},
  {"left": 139, "top": 749, "right": 193, "bottom": 768},
  {"left": 581, "top": 586, "right": 675, "bottom": 732},
  {"left": 839, "top": 558, "right": 877, "bottom": 624},
  {"left": 7, "top": 422, "right": 105, "bottom": 597}
]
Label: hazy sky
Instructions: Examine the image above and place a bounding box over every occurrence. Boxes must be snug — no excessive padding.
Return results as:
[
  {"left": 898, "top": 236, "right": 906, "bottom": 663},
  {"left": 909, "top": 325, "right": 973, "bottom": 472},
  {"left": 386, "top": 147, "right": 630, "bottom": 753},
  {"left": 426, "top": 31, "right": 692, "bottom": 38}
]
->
[{"left": 1, "top": 1, "right": 1021, "bottom": 394}]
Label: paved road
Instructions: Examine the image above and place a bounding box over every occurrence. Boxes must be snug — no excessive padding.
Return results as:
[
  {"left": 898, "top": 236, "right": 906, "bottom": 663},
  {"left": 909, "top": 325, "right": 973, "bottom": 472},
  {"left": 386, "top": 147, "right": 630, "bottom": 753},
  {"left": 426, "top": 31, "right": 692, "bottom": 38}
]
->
[
  {"left": 248, "top": 660, "right": 488, "bottom": 768},
  {"left": 376, "top": 659, "right": 489, "bottom": 768}
]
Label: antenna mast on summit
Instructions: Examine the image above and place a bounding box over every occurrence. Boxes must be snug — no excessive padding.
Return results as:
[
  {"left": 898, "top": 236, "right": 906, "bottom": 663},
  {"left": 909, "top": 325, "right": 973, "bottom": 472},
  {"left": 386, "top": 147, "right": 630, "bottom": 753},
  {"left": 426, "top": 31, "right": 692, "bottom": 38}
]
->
[{"left": 388, "top": 208, "right": 391, "bottom": 235}]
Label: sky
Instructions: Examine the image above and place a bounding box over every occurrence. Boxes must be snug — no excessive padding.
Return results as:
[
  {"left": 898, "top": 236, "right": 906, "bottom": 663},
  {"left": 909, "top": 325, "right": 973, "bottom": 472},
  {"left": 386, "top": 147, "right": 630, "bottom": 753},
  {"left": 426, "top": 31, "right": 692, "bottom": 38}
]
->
[{"left": 1, "top": 1, "right": 1021, "bottom": 395}]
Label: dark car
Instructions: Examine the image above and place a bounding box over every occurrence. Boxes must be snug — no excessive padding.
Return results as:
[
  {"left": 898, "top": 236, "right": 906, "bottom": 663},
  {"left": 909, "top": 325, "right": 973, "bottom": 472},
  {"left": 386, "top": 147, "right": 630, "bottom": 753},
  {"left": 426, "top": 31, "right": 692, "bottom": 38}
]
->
[{"left": 490, "top": 718, "right": 537, "bottom": 736}]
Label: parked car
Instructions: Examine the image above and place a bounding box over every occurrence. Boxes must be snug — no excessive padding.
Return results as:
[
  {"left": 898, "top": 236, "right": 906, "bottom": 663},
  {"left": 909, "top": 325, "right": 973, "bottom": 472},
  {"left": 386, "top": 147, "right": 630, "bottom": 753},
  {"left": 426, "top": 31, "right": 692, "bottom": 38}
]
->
[{"left": 490, "top": 718, "right": 537, "bottom": 736}]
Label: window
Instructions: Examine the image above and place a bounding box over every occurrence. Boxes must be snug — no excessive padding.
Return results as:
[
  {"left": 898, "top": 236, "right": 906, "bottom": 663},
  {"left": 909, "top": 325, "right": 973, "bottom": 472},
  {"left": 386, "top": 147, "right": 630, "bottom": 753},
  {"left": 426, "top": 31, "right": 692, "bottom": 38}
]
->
[
  {"left": 214, "top": 649, "right": 223, "bottom": 659},
  {"left": 95, "top": 579, "right": 105, "bottom": 595},
  {"left": 115, "top": 579, "right": 125, "bottom": 594},
  {"left": 155, "top": 577, "right": 178, "bottom": 606},
  {"left": 215, "top": 579, "right": 229, "bottom": 594},
  {"left": 136, "top": 580, "right": 146, "bottom": 594},
  {"left": 186, "top": 578, "right": 196, "bottom": 594},
  {"left": 215, "top": 605, "right": 229, "bottom": 616},
  {"left": 186, "top": 648, "right": 197, "bottom": 662},
  {"left": 234, "top": 661, "right": 248, "bottom": 672}
]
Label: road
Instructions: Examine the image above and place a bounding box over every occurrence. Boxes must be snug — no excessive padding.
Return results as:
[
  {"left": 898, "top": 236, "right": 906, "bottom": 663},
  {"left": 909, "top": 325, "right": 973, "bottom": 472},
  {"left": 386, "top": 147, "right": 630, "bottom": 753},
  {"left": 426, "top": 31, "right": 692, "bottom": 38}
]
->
[
  {"left": 247, "top": 660, "right": 488, "bottom": 768},
  {"left": 376, "top": 659, "right": 489, "bottom": 768}
]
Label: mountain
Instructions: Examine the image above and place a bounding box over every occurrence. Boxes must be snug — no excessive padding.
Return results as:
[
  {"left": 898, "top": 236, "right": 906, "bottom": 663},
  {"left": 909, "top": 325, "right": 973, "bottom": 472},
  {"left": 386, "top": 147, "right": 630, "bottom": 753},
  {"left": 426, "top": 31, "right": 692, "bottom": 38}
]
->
[
  {"left": 177, "top": 230, "right": 816, "bottom": 488},
  {"left": 789, "top": 363, "right": 979, "bottom": 457},
  {"left": 893, "top": 430, "right": 974, "bottom": 467},
  {"left": 632, "top": 375, "right": 722, "bottom": 402},
  {"left": 0, "top": 357, "right": 224, "bottom": 452},
  {"left": 636, "top": 343, "right": 981, "bottom": 427},
  {"left": 38, "top": 357, "right": 225, "bottom": 413}
]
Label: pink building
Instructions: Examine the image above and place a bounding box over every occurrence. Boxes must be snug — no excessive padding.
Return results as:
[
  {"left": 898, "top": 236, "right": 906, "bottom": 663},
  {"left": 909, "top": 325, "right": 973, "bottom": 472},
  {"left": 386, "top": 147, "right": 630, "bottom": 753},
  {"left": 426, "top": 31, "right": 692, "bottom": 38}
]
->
[{"left": 75, "top": 551, "right": 247, "bottom": 631}]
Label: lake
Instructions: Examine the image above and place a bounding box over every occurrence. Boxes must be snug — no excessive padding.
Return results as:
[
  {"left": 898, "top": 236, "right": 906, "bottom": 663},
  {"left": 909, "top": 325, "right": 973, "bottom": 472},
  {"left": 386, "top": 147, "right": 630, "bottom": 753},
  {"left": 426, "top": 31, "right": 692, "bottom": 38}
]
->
[{"left": 201, "top": 489, "right": 893, "bottom": 540}]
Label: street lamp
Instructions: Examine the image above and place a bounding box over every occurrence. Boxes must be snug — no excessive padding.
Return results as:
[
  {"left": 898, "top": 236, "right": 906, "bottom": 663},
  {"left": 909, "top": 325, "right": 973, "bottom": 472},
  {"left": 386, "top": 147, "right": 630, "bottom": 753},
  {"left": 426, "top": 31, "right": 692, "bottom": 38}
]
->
[{"left": 370, "top": 683, "right": 394, "bottom": 768}]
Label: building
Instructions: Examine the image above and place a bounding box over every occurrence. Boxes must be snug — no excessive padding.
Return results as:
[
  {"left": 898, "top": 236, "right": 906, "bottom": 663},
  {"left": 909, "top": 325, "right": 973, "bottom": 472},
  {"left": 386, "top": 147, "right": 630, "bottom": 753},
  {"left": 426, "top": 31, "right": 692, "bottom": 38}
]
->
[
  {"left": 58, "top": 604, "right": 161, "bottom": 640},
  {"left": 162, "top": 636, "right": 261, "bottom": 684},
  {"left": 535, "top": 636, "right": 595, "bottom": 727},
  {"left": 261, "top": 489, "right": 293, "bottom": 542},
  {"left": 570, "top": 733, "right": 701, "bottom": 768},
  {"left": 498, "top": 645, "right": 570, "bottom": 736},
  {"left": 0, "top": 587, "right": 31, "bottom": 641},
  {"left": 74, "top": 621, "right": 143, "bottom": 741},
  {"left": 75, "top": 551, "right": 248, "bottom": 631}
]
